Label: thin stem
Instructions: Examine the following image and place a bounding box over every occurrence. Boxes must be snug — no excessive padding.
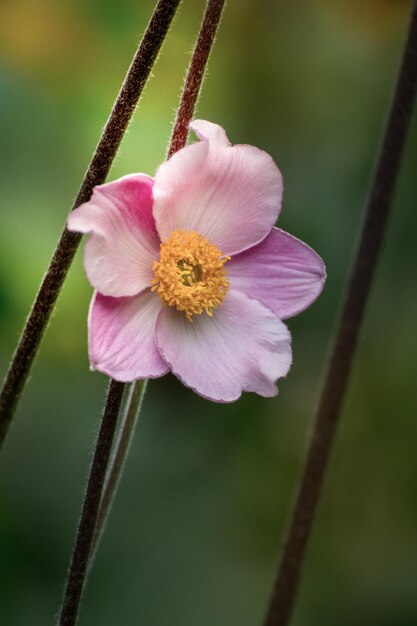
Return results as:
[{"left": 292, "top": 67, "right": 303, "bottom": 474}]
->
[
  {"left": 263, "top": 4, "right": 417, "bottom": 626},
  {"left": 89, "top": 380, "right": 147, "bottom": 566},
  {"left": 168, "top": 0, "right": 226, "bottom": 157},
  {"left": 57, "top": 380, "right": 125, "bottom": 626},
  {"left": 0, "top": 0, "right": 181, "bottom": 450}
]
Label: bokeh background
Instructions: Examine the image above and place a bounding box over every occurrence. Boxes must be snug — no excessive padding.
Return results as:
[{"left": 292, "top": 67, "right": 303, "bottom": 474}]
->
[{"left": 1, "top": 1, "right": 416, "bottom": 624}]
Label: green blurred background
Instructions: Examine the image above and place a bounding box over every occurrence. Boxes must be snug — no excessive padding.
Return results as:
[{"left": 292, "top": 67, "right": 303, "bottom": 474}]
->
[{"left": 1, "top": 1, "right": 416, "bottom": 624}]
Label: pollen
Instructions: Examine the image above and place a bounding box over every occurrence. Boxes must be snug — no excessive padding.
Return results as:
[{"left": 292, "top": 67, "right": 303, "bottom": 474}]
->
[{"left": 151, "top": 230, "right": 230, "bottom": 321}]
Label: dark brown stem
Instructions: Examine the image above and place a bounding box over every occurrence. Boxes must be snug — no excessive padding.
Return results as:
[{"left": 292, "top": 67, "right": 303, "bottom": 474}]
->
[
  {"left": 263, "top": 4, "right": 417, "bottom": 626},
  {"left": 168, "top": 0, "right": 226, "bottom": 157},
  {"left": 57, "top": 380, "right": 125, "bottom": 626},
  {"left": 0, "top": 0, "right": 181, "bottom": 449},
  {"left": 89, "top": 380, "right": 147, "bottom": 566}
]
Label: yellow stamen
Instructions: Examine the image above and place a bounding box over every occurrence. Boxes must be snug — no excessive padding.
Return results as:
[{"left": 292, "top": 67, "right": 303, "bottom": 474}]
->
[{"left": 151, "top": 230, "right": 230, "bottom": 321}]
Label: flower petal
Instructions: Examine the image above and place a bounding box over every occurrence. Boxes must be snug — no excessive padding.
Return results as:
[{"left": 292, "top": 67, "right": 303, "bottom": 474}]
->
[
  {"left": 68, "top": 174, "right": 159, "bottom": 297},
  {"left": 189, "top": 119, "right": 230, "bottom": 146},
  {"left": 228, "top": 227, "right": 326, "bottom": 320},
  {"left": 89, "top": 290, "right": 168, "bottom": 381},
  {"left": 155, "top": 290, "right": 292, "bottom": 402},
  {"left": 153, "top": 121, "right": 283, "bottom": 256}
]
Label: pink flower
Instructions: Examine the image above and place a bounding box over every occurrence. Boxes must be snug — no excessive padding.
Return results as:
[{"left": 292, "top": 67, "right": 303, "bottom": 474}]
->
[{"left": 68, "top": 120, "right": 325, "bottom": 402}]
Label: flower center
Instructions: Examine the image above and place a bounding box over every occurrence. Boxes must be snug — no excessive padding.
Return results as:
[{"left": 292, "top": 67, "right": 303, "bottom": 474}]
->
[{"left": 151, "top": 230, "right": 230, "bottom": 321}]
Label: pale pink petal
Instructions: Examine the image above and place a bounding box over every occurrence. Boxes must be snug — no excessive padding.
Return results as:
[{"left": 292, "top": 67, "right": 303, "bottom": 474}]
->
[
  {"left": 68, "top": 174, "right": 159, "bottom": 297},
  {"left": 155, "top": 290, "right": 292, "bottom": 402},
  {"left": 153, "top": 121, "right": 283, "bottom": 256},
  {"left": 88, "top": 290, "right": 168, "bottom": 381},
  {"left": 190, "top": 119, "right": 230, "bottom": 146},
  {"left": 228, "top": 227, "right": 326, "bottom": 320}
]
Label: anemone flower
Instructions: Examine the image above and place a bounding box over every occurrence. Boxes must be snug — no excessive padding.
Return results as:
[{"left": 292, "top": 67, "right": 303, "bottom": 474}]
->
[{"left": 68, "top": 120, "right": 325, "bottom": 402}]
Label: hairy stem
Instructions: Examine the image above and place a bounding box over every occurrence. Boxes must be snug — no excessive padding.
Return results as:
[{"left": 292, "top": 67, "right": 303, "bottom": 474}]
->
[
  {"left": 57, "top": 380, "right": 125, "bottom": 626},
  {"left": 89, "top": 380, "right": 147, "bottom": 566},
  {"left": 168, "top": 0, "right": 226, "bottom": 156},
  {"left": 0, "top": 0, "right": 181, "bottom": 449},
  {"left": 263, "top": 4, "right": 417, "bottom": 626}
]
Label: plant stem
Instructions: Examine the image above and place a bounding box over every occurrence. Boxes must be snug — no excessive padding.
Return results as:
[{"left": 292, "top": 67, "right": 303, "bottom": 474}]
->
[
  {"left": 89, "top": 380, "right": 147, "bottom": 566},
  {"left": 0, "top": 0, "right": 181, "bottom": 450},
  {"left": 263, "top": 4, "right": 417, "bottom": 626},
  {"left": 57, "top": 380, "right": 125, "bottom": 626},
  {"left": 168, "top": 0, "right": 226, "bottom": 157}
]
